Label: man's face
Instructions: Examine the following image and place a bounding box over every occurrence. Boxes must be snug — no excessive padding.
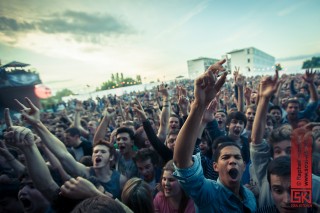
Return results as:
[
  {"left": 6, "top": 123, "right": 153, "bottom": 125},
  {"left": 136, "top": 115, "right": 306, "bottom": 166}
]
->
[
  {"left": 245, "top": 108, "right": 255, "bottom": 126},
  {"left": 169, "top": 117, "right": 179, "bottom": 130},
  {"left": 115, "top": 116, "right": 124, "bottom": 127},
  {"left": 199, "top": 140, "right": 209, "bottom": 155},
  {"left": 228, "top": 119, "right": 245, "bottom": 139},
  {"left": 273, "top": 140, "right": 291, "bottom": 159},
  {"left": 270, "top": 109, "right": 282, "bottom": 122},
  {"left": 64, "top": 133, "right": 78, "bottom": 147},
  {"left": 215, "top": 112, "right": 227, "bottom": 130},
  {"left": 286, "top": 103, "right": 299, "bottom": 120},
  {"left": 18, "top": 179, "right": 51, "bottom": 213},
  {"left": 213, "top": 146, "right": 246, "bottom": 189},
  {"left": 55, "top": 127, "right": 65, "bottom": 141},
  {"left": 166, "top": 134, "right": 177, "bottom": 151},
  {"left": 92, "top": 145, "right": 112, "bottom": 168},
  {"left": 116, "top": 132, "right": 133, "bottom": 155},
  {"left": 87, "top": 121, "right": 97, "bottom": 134},
  {"left": 136, "top": 158, "right": 155, "bottom": 182},
  {"left": 264, "top": 118, "right": 274, "bottom": 139},
  {"left": 270, "top": 175, "right": 303, "bottom": 213}
]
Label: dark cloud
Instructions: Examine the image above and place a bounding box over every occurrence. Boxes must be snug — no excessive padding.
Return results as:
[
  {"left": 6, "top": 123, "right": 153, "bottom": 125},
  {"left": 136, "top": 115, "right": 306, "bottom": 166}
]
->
[
  {"left": 0, "top": 10, "right": 133, "bottom": 43},
  {"left": 38, "top": 10, "right": 132, "bottom": 35},
  {"left": 0, "top": 16, "right": 36, "bottom": 31}
]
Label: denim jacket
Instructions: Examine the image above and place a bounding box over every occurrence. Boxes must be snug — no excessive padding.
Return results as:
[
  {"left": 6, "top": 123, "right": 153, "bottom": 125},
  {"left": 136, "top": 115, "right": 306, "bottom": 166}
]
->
[{"left": 173, "top": 153, "right": 256, "bottom": 213}]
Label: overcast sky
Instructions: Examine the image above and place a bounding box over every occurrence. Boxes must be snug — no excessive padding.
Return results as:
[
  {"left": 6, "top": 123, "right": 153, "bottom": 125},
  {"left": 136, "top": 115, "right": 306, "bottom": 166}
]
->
[{"left": 1, "top": 0, "right": 319, "bottom": 94}]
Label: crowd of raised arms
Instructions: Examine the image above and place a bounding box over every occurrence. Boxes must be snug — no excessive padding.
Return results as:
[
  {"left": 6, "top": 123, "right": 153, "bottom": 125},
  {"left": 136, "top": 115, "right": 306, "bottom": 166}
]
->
[{"left": 1, "top": 59, "right": 320, "bottom": 213}]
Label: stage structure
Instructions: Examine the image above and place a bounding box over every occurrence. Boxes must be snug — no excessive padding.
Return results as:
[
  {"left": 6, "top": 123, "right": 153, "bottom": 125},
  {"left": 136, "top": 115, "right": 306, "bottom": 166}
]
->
[{"left": 0, "top": 61, "right": 47, "bottom": 111}]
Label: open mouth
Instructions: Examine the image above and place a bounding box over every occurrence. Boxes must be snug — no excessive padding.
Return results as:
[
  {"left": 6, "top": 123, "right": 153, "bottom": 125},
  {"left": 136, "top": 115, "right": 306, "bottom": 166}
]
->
[
  {"left": 233, "top": 129, "right": 241, "bottom": 135},
  {"left": 20, "top": 197, "right": 32, "bottom": 210},
  {"left": 95, "top": 158, "right": 102, "bottom": 164},
  {"left": 218, "top": 121, "right": 223, "bottom": 124},
  {"left": 119, "top": 145, "right": 126, "bottom": 151},
  {"left": 228, "top": 168, "right": 238, "bottom": 180}
]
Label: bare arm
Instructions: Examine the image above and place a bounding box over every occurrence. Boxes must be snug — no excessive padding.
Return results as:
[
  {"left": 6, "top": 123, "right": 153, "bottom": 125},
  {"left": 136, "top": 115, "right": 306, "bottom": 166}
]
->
[
  {"left": 251, "top": 71, "right": 280, "bottom": 145},
  {"left": 303, "top": 69, "right": 318, "bottom": 103},
  {"left": 0, "top": 140, "right": 25, "bottom": 177},
  {"left": 15, "top": 98, "right": 88, "bottom": 178},
  {"left": 4, "top": 117, "right": 59, "bottom": 203},
  {"left": 174, "top": 59, "right": 227, "bottom": 168},
  {"left": 157, "top": 84, "right": 170, "bottom": 142},
  {"left": 74, "top": 100, "right": 90, "bottom": 137},
  {"left": 93, "top": 108, "right": 116, "bottom": 144},
  {"left": 37, "top": 142, "right": 72, "bottom": 182}
]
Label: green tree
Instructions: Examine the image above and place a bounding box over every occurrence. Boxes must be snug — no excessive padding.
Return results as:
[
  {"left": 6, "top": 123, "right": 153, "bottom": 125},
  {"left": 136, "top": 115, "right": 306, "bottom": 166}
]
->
[{"left": 302, "top": 57, "right": 320, "bottom": 69}]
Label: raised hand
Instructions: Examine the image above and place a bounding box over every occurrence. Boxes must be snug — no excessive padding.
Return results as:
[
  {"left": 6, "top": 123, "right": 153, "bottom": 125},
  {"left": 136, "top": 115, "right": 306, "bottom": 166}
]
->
[
  {"left": 4, "top": 126, "right": 35, "bottom": 148},
  {"left": 194, "top": 59, "right": 227, "bottom": 107},
  {"left": 158, "top": 83, "right": 169, "bottom": 98},
  {"left": 259, "top": 70, "right": 280, "bottom": 99},
  {"left": 75, "top": 100, "right": 83, "bottom": 112},
  {"left": 60, "top": 176, "right": 112, "bottom": 199},
  {"left": 201, "top": 99, "right": 217, "bottom": 124},
  {"left": 132, "top": 98, "right": 147, "bottom": 121},
  {"left": 244, "top": 87, "right": 252, "bottom": 100},
  {"left": 302, "top": 69, "right": 316, "bottom": 84},
  {"left": 15, "top": 97, "right": 41, "bottom": 125}
]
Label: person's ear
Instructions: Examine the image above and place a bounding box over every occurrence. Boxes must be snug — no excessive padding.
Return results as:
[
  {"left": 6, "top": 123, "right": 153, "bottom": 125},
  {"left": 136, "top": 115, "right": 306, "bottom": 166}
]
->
[
  {"left": 213, "top": 162, "right": 218, "bottom": 172},
  {"left": 109, "top": 155, "right": 114, "bottom": 162}
]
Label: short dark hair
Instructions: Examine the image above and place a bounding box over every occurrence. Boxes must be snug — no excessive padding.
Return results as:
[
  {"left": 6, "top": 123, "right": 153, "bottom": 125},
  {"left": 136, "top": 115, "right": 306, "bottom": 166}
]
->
[
  {"left": 56, "top": 123, "right": 68, "bottom": 130},
  {"left": 267, "top": 156, "right": 290, "bottom": 185},
  {"left": 71, "top": 196, "right": 125, "bottom": 213},
  {"left": 269, "top": 125, "right": 292, "bottom": 146},
  {"left": 213, "top": 142, "right": 242, "bottom": 163},
  {"left": 226, "top": 111, "right": 247, "bottom": 128},
  {"left": 268, "top": 105, "right": 282, "bottom": 115},
  {"left": 65, "top": 127, "right": 81, "bottom": 137},
  {"left": 285, "top": 99, "right": 300, "bottom": 109},
  {"left": 133, "top": 148, "right": 159, "bottom": 166},
  {"left": 116, "top": 127, "right": 135, "bottom": 140},
  {"left": 212, "top": 136, "right": 235, "bottom": 150},
  {"left": 93, "top": 141, "right": 116, "bottom": 159}
]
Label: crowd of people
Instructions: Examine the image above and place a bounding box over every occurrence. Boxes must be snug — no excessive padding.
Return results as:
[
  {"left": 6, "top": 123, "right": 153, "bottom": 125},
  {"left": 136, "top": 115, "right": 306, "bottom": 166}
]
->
[{"left": 1, "top": 58, "right": 320, "bottom": 213}]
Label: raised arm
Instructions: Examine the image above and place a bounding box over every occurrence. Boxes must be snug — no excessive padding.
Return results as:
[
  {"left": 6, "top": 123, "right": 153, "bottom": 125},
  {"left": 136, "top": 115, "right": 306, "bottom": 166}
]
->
[
  {"left": 37, "top": 141, "right": 72, "bottom": 182},
  {"left": 251, "top": 70, "right": 280, "bottom": 145},
  {"left": 4, "top": 111, "right": 59, "bottom": 202},
  {"left": 235, "top": 67, "right": 245, "bottom": 112},
  {"left": 73, "top": 100, "right": 90, "bottom": 137},
  {"left": 303, "top": 69, "right": 318, "bottom": 103},
  {"left": 93, "top": 107, "right": 116, "bottom": 144},
  {"left": 157, "top": 83, "right": 170, "bottom": 142},
  {"left": 15, "top": 98, "right": 88, "bottom": 178},
  {"left": 174, "top": 59, "right": 227, "bottom": 168}
]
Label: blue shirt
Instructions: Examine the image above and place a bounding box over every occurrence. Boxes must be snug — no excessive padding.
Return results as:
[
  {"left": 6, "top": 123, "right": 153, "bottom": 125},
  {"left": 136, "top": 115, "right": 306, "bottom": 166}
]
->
[{"left": 173, "top": 153, "right": 256, "bottom": 213}]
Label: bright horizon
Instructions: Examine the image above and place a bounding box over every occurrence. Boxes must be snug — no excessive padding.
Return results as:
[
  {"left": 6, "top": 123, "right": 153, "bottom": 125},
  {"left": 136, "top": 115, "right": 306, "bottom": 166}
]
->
[{"left": 1, "top": 0, "right": 319, "bottom": 94}]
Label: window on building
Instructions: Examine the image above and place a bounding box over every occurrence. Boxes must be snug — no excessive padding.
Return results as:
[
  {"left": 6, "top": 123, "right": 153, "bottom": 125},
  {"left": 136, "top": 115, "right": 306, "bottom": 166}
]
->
[
  {"left": 247, "top": 58, "right": 250, "bottom": 63},
  {"left": 247, "top": 49, "right": 250, "bottom": 54}
]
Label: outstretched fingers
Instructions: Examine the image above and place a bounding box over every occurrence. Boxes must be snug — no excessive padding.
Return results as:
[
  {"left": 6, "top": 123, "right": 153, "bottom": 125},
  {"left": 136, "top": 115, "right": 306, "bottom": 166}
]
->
[
  {"left": 25, "top": 97, "right": 39, "bottom": 111},
  {"left": 15, "top": 99, "right": 28, "bottom": 110}
]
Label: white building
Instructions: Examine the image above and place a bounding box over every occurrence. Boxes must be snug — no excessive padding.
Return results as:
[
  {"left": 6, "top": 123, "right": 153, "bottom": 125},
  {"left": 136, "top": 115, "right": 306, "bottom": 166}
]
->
[
  {"left": 227, "top": 47, "right": 275, "bottom": 75},
  {"left": 187, "top": 57, "right": 219, "bottom": 79}
]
